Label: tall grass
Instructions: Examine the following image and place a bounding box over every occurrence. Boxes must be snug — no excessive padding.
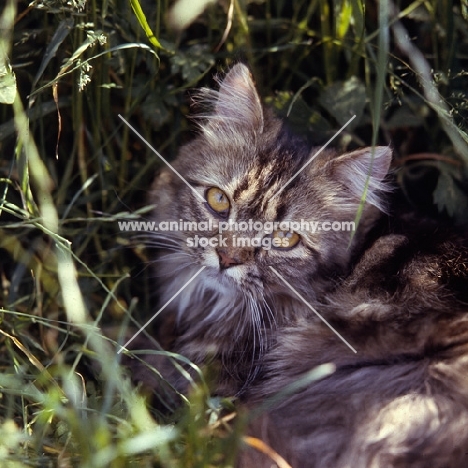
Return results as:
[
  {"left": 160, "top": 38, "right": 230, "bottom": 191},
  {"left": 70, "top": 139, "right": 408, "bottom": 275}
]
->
[{"left": 1, "top": 0, "right": 468, "bottom": 465}]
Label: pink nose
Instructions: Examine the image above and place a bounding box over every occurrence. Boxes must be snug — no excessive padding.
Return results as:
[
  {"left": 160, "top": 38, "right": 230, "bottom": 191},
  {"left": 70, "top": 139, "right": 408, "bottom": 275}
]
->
[{"left": 217, "top": 249, "right": 242, "bottom": 269}]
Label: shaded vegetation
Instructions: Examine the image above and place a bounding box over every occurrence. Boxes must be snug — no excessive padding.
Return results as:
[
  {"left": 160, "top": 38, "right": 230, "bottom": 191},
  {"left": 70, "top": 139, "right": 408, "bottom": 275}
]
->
[{"left": 1, "top": 0, "right": 468, "bottom": 466}]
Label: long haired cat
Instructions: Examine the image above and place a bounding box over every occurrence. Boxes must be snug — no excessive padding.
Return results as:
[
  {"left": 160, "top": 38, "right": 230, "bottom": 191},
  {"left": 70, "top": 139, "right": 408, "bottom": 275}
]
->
[
  {"left": 138, "top": 64, "right": 468, "bottom": 466},
  {"left": 144, "top": 63, "right": 390, "bottom": 397}
]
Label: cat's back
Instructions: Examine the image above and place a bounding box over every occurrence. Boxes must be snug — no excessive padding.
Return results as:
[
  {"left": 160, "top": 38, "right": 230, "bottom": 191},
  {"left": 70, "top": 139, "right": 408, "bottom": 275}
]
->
[{"left": 242, "top": 216, "right": 468, "bottom": 468}]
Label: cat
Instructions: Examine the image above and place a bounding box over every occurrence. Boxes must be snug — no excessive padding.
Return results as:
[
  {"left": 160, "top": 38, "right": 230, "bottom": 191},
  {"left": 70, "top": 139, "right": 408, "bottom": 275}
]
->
[
  {"left": 136, "top": 63, "right": 468, "bottom": 466},
  {"left": 141, "top": 63, "right": 391, "bottom": 400}
]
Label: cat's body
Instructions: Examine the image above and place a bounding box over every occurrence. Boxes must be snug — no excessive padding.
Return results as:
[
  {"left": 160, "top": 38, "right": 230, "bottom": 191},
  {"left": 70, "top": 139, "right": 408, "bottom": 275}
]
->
[
  {"left": 141, "top": 64, "right": 468, "bottom": 466},
  {"left": 242, "top": 223, "right": 468, "bottom": 467}
]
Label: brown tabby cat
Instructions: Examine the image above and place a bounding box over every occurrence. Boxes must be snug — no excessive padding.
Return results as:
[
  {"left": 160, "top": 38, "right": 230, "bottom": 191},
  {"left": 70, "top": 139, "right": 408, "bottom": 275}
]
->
[{"left": 141, "top": 64, "right": 468, "bottom": 466}]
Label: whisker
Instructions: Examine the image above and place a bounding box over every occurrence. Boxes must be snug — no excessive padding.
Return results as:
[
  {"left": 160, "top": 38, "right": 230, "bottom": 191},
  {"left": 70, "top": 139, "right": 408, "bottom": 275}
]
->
[
  {"left": 262, "top": 296, "right": 277, "bottom": 330},
  {"left": 144, "top": 242, "right": 183, "bottom": 250},
  {"left": 153, "top": 252, "right": 190, "bottom": 262},
  {"left": 148, "top": 259, "right": 196, "bottom": 276}
]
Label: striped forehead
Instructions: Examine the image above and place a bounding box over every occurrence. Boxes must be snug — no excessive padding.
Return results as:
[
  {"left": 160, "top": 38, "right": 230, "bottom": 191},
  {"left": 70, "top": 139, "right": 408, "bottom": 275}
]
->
[{"left": 230, "top": 161, "right": 293, "bottom": 219}]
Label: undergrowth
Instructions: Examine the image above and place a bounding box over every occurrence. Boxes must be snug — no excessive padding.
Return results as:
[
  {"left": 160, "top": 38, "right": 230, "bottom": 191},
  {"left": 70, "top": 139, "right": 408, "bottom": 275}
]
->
[{"left": 1, "top": 0, "right": 468, "bottom": 466}]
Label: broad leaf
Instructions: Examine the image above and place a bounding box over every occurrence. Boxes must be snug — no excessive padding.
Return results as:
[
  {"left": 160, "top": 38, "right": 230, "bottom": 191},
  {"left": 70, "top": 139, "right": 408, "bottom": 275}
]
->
[
  {"left": 318, "top": 76, "right": 365, "bottom": 128},
  {"left": 433, "top": 167, "right": 468, "bottom": 224}
]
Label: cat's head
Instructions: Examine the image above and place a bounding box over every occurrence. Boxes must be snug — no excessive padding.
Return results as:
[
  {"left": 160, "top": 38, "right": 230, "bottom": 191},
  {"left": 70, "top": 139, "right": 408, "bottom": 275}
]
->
[{"left": 150, "top": 64, "right": 392, "bottom": 322}]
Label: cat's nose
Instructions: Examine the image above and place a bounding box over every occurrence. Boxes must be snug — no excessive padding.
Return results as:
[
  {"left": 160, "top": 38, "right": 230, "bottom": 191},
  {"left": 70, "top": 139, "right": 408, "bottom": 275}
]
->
[{"left": 217, "top": 249, "right": 242, "bottom": 269}]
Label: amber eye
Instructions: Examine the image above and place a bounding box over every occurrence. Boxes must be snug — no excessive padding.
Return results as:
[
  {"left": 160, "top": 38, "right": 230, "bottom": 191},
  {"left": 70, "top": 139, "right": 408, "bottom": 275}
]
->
[
  {"left": 205, "top": 187, "right": 230, "bottom": 217},
  {"left": 271, "top": 230, "right": 301, "bottom": 249}
]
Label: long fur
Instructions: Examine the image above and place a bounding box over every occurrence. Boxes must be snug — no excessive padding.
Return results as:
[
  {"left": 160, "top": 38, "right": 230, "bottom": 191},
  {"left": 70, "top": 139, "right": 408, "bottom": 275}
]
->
[
  {"left": 242, "top": 228, "right": 468, "bottom": 467},
  {"left": 131, "top": 64, "right": 468, "bottom": 466},
  {"left": 146, "top": 63, "right": 392, "bottom": 397}
]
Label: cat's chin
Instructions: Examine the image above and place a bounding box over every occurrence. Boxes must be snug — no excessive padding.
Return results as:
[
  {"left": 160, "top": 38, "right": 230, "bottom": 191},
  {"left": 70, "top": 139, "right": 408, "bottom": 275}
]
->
[
  {"left": 204, "top": 264, "right": 242, "bottom": 289},
  {"left": 202, "top": 263, "right": 265, "bottom": 300}
]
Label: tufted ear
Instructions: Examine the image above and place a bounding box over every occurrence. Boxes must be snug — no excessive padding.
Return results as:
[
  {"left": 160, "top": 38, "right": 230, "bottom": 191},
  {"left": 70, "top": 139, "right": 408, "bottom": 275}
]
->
[
  {"left": 331, "top": 146, "right": 393, "bottom": 209},
  {"left": 212, "top": 63, "right": 264, "bottom": 133}
]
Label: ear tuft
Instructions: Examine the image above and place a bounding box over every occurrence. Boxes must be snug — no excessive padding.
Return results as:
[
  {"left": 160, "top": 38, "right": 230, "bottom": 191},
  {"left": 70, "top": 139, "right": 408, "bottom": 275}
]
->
[
  {"left": 213, "top": 64, "right": 264, "bottom": 133},
  {"left": 332, "top": 146, "right": 393, "bottom": 210}
]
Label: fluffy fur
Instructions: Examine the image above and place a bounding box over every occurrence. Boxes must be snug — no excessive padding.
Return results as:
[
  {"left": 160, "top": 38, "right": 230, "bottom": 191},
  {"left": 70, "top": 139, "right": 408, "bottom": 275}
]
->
[
  {"left": 242, "top": 226, "right": 468, "bottom": 467},
  {"left": 135, "top": 64, "right": 468, "bottom": 466},
  {"left": 146, "top": 63, "right": 391, "bottom": 397}
]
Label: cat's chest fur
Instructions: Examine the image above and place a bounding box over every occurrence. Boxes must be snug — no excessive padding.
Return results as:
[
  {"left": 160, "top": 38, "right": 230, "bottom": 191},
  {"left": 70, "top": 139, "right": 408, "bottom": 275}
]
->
[{"left": 143, "top": 64, "right": 468, "bottom": 467}]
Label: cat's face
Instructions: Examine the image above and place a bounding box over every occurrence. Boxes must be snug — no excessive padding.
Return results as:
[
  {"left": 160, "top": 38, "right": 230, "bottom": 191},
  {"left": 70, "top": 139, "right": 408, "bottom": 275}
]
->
[{"left": 150, "top": 64, "right": 392, "bottom": 321}]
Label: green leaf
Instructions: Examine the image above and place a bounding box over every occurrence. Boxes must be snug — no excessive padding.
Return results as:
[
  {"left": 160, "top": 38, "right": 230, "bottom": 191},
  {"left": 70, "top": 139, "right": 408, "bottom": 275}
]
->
[
  {"left": 0, "top": 57, "right": 16, "bottom": 104},
  {"left": 266, "top": 91, "right": 331, "bottom": 138},
  {"left": 170, "top": 44, "right": 214, "bottom": 82},
  {"left": 130, "top": 0, "right": 165, "bottom": 51},
  {"left": 433, "top": 168, "right": 468, "bottom": 224},
  {"left": 32, "top": 17, "right": 74, "bottom": 90},
  {"left": 349, "top": 0, "right": 364, "bottom": 37},
  {"left": 461, "top": 0, "right": 468, "bottom": 20},
  {"left": 318, "top": 76, "right": 366, "bottom": 127},
  {"left": 30, "top": 43, "right": 158, "bottom": 97},
  {"left": 335, "top": 0, "right": 353, "bottom": 40}
]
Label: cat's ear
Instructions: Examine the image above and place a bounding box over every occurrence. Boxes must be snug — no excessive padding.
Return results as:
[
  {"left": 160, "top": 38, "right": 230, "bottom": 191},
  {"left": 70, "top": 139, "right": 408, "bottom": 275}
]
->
[
  {"left": 331, "top": 146, "right": 392, "bottom": 208},
  {"left": 213, "top": 63, "right": 264, "bottom": 133}
]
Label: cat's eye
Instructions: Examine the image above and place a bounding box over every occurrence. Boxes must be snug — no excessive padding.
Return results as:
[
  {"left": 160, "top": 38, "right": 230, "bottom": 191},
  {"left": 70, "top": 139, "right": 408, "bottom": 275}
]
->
[
  {"left": 205, "top": 187, "right": 230, "bottom": 217},
  {"left": 271, "top": 230, "right": 301, "bottom": 249}
]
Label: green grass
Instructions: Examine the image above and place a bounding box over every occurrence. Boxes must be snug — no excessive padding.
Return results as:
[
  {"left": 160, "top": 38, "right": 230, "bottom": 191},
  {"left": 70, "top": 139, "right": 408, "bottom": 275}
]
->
[{"left": 1, "top": 0, "right": 468, "bottom": 466}]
